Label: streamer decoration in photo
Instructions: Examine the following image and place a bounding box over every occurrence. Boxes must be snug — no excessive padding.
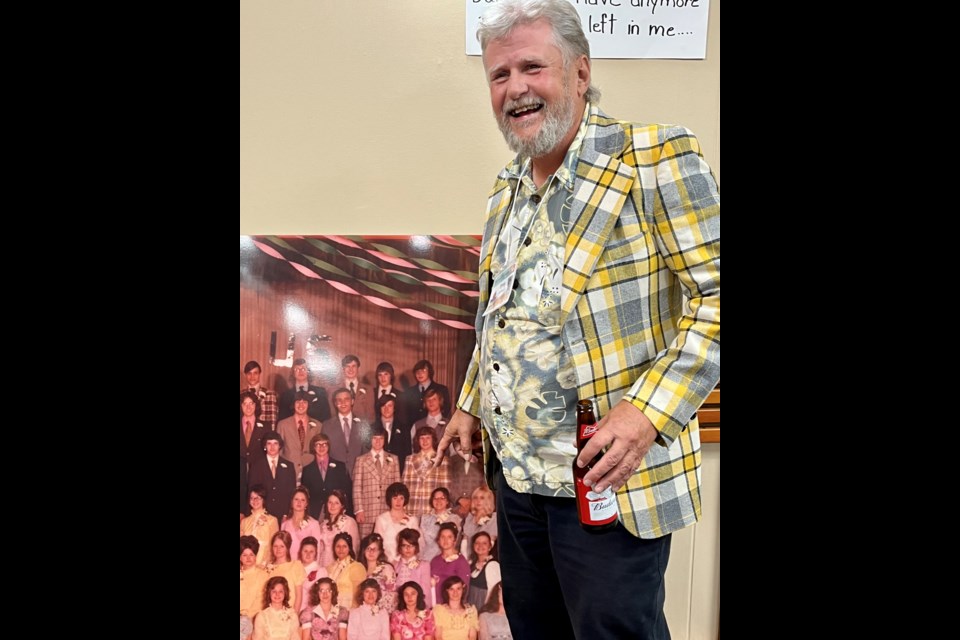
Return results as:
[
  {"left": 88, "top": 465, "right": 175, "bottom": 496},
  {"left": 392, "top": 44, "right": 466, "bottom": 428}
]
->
[{"left": 252, "top": 236, "right": 479, "bottom": 331}]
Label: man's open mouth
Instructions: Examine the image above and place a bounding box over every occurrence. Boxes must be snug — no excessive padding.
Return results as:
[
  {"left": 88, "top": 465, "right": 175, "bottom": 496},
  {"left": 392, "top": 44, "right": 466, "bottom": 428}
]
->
[{"left": 509, "top": 102, "right": 544, "bottom": 118}]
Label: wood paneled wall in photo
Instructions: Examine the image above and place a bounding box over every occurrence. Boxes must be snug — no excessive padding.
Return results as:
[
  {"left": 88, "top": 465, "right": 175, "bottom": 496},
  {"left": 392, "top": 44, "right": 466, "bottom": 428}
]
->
[{"left": 240, "top": 236, "right": 481, "bottom": 406}]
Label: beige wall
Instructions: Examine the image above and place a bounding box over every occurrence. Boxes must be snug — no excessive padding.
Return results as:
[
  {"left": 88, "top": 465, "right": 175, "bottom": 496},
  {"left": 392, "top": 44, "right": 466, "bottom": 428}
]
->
[
  {"left": 668, "top": 444, "right": 720, "bottom": 640},
  {"left": 240, "top": 0, "right": 719, "bottom": 235},
  {"left": 241, "top": 2, "right": 720, "bottom": 638}
]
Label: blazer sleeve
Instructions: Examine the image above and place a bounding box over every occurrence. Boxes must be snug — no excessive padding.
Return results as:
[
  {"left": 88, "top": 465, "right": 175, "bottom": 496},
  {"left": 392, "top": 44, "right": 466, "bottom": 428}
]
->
[{"left": 623, "top": 126, "right": 720, "bottom": 443}]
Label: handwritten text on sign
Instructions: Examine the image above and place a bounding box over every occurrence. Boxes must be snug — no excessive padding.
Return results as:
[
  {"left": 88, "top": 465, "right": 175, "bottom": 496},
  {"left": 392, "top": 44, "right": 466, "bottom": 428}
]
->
[{"left": 465, "top": 0, "right": 711, "bottom": 59}]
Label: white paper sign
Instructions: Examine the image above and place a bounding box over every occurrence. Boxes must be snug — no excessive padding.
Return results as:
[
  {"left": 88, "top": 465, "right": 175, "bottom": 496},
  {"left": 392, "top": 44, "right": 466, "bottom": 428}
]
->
[{"left": 466, "top": 0, "right": 710, "bottom": 59}]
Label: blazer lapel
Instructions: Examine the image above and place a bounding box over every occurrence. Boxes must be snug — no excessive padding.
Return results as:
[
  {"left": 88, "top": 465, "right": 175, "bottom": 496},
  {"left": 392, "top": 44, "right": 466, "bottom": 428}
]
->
[{"left": 559, "top": 112, "right": 635, "bottom": 326}]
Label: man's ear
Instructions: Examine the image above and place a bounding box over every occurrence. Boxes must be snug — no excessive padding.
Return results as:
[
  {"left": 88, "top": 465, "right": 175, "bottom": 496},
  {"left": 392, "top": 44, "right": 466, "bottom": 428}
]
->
[{"left": 576, "top": 55, "right": 591, "bottom": 98}]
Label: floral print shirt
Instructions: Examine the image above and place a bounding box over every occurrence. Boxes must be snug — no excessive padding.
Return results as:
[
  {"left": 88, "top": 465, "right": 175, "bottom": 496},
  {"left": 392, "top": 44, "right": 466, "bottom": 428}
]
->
[{"left": 479, "top": 108, "right": 590, "bottom": 497}]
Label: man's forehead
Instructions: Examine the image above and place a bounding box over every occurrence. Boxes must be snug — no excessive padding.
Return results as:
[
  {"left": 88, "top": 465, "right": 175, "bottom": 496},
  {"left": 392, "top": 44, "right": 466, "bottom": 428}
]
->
[{"left": 483, "top": 22, "right": 562, "bottom": 62}]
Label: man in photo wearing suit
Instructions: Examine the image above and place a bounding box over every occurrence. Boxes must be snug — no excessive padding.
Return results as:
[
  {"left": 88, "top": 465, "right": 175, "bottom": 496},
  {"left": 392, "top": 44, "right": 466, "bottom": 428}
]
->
[
  {"left": 242, "top": 360, "right": 279, "bottom": 431},
  {"left": 240, "top": 390, "right": 269, "bottom": 476},
  {"left": 301, "top": 433, "right": 353, "bottom": 518},
  {"left": 411, "top": 387, "right": 450, "bottom": 454},
  {"left": 402, "top": 359, "right": 451, "bottom": 425},
  {"left": 246, "top": 431, "right": 297, "bottom": 525},
  {"left": 372, "top": 361, "right": 405, "bottom": 423},
  {"left": 278, "top": 358, "right": 331, "bottom": 424},
  {"left": 352, "top": 425, "right": 401, "bottom": 538},
  {"left": 276, "top": 390, "right": 322, "bottom": 483},
  {"left": 376, "top": 394, "right": 411, "bottom": 476},
  {"left": 322, "top": 387, "right": 371, "bottom": 481},
  {"left": 339, "top": 355, "right": 374, "bottom": 422}
]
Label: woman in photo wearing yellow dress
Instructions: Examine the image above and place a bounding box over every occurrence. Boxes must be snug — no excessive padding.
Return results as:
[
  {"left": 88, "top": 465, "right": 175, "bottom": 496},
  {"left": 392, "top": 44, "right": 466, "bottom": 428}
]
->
[
  {"left": 326, "top": 531, "right": 367, "bottom": 609},
  {"left": 267, "top": 531, "right": 308, "bottom": 614},
  {"left": 241, "top": 535, "right": 270, "bottom": 620},
  {"left": 432, "top": 576, "right": 478, "bottom": 640},
  {"left": 253, "top": 576, "right": 301, "bottom": 640},
  {"left": 241, "top": 485, "right": 280, "bottom": 565}
]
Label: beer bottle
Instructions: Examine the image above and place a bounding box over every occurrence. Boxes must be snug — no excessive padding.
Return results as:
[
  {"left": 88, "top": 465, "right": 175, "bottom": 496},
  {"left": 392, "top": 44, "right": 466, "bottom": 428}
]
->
[{"left": 574, "top": 399, "right": 618, "bottom": 532}]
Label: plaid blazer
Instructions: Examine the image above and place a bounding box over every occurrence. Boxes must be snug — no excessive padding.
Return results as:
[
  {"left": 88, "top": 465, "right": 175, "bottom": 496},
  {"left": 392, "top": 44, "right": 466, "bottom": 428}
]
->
[
  {"left": 352, "top": 450, "right": 401, "bottom": 519},
  {"left": 457, "top": 105, "right": 720, "bottom": 539}
]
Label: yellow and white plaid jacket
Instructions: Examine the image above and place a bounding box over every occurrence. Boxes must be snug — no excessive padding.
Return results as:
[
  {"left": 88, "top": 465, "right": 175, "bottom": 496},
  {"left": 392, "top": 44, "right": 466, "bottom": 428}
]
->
[{"left": 457, "top": 105, "right": 720, "bottom": 539}]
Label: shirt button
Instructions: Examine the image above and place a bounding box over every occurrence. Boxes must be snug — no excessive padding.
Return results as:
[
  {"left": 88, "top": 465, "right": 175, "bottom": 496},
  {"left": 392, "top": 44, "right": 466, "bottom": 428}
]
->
[
  {"left": 498, "top": 318, "right": 505, "bottom": 328},
  {"left": 494, "top": 407, "right": 502, "bottom": 415},
  {"left": 523, "top": 237, "right": 532, "bottom": 247},
  {"left": 493, "top": 363, "right": 500, "bottom": 371},
  {"left": 530, "top": 194, "right": 541, "bottom": 204}
]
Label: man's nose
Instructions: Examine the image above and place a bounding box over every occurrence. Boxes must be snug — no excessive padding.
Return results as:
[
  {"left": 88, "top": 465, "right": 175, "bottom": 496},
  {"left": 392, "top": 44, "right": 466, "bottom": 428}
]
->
[{"left": 507, "top": 75, "right": 529, "bottom": 100}]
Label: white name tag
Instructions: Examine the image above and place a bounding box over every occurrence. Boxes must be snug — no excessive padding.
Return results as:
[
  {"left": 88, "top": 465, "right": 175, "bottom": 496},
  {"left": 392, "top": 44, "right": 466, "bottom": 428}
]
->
[{"left": 484, "top": 261, "right": 517, "bottom": 317}]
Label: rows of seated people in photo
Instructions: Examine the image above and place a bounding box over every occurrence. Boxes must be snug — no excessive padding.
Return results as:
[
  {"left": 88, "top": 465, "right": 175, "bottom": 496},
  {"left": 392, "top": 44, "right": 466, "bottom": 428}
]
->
[
  {"left": 240, "top": 486, "right": 506, "bottom": 639},
  {"left": 242, "top": 531, "right": 510, "bottom": 640},
  {"left": 241, "top": 356, "right": 510, "bottom": 640}
]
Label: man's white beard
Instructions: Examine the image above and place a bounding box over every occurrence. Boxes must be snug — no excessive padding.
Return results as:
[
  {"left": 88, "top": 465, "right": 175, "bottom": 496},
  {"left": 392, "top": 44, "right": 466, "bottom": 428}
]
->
[{"left": 497, "top": 81, "right": 578, "bottom": 160}]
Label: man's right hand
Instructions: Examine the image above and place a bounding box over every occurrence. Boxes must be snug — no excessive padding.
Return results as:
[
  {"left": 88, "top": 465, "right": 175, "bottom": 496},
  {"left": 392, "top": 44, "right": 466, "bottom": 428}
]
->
[{"left": 434, "top": 409, "right": 480, "bottom": 467}]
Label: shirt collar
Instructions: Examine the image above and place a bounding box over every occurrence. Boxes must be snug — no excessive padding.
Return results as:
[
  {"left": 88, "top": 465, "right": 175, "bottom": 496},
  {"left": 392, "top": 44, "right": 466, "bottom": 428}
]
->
[
  {"left": 555, "top": 102, "right": 591, "bottom": 189},
  {"left": 312, "top": 603, "right": 339, "bottom": 619}
]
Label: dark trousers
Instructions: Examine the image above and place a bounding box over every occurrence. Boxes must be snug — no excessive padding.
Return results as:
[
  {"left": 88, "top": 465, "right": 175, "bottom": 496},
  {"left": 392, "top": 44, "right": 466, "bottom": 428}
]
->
[{"left": 495, "top": 470, "right": 672, "bottom": 640}]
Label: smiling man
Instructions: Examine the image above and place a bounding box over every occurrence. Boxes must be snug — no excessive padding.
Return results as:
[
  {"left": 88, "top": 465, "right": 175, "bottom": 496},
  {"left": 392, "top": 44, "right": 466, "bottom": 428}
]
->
[
  {"left": 242, "top": 360, "right": 278, "bottom": 432},
  {"left": 435, "top": 1, "right": 720, "bottom": 638}
]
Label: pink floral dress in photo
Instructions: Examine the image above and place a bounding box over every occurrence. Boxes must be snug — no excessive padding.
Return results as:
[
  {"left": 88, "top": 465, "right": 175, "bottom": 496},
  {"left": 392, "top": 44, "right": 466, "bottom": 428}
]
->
[
  {"left": 299, "top": 604, "right": 349, "bottom": 640},
  {"left": 390, "top": 608, "right": 436, "bottom": 640}
]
